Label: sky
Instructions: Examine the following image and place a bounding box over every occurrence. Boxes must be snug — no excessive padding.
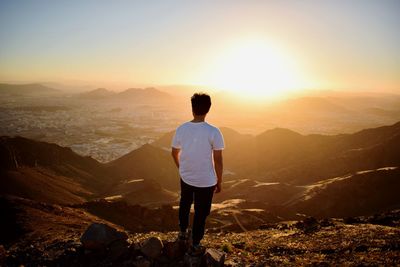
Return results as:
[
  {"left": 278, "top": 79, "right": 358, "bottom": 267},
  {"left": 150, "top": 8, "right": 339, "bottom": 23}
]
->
[{"left": 0, "top": 0, "right": 399, "bottom": 95}]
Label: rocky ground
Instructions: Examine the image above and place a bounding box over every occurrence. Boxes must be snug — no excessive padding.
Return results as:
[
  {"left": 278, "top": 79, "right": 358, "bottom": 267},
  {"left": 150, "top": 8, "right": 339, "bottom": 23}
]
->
[
  {"left": 2, "top": 215, "right": 400, "bottom": 266},
  {"left": 131, "top": 217, "right": 400, "bottom": 266},
  {"left": 1, "top": 196, "right": 400, "bottom": 266}
]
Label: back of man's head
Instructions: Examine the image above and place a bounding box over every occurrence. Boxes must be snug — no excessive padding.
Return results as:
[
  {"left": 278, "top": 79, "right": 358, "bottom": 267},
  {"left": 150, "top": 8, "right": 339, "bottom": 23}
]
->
[{"left": 191, "top": 93, "right": 211, "bottom": 116}]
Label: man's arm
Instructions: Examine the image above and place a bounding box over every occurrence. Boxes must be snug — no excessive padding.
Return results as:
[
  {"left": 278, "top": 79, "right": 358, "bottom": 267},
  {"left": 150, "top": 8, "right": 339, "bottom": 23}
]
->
[
  {"left": 213, "top": 150, "right": 223, "bottom": 193},
  {"left": 171, "top": 147, "right": 181, "bottom": 169}
]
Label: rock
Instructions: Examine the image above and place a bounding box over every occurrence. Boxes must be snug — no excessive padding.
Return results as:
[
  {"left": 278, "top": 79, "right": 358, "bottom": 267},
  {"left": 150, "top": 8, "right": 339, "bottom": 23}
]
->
[
  {"left": 203, "top": 248, "right": 225, "bottom": 267},
  {"left": 140, "top": 237, "right": 163, "bottom": 259},
  {"left": 80, "top": 223, "right": 128, "bottom": 250},
  {"left": 295, "top": 217, "right": 319, "bottom": 233},
  {"left": 184, "top": 253, "right": 202, "bottom": 267},
  {"left": 163, "top": 240, "right": 188, "bottom": 259},
  {"left": 129, "top": 242, "right": 141, "bottom": 253},
  {"left": 343, "top": 216, "right": 361, "bottom": 224},
  {"left": 109, "top": 239, "right": 129, "bottom": 260},
  {"left": 320, "top": 218, "right": 335, "bottom": 227}
]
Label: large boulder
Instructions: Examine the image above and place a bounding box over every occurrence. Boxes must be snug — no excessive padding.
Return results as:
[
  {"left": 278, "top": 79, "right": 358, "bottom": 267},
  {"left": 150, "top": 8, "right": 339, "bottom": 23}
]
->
[
  {"left": 109, "top": 239, "right": 129, "bottom": 261},
  {"left": 295, "top": 217, "right": 319, "bottom": 233},
  {"left": 163, "top": 240, "right": 188, "bottom": 259},
  {"left": 80, "top": 223, "right": 128, "bottom": 250},
  {"left": 140, "top": 236, "right": 164, "bottom": 259},
  {"left": 184, "top": 253, "right": 202, "bottom": 267},
  {"left": 204, "top": 248, "right": 225, "bottom": 267}
]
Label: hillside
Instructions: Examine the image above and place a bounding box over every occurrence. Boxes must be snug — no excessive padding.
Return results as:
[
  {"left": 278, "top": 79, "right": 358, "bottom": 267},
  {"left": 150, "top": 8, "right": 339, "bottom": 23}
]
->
[
  {"left": 286, "top": 167, "right": 400, "bottom": 218},
  {"left": 0, "top": 136, "right": 119, "bottom": 204},
  {"left": 107, "top": 144, "right": 180, "bottom": 191},
  {"left": 104, "top": 178, "right": 178, "bottom": 206},
  {"left": 0, "top": 167, "right": 92, "bottom": 204},
  {"left": 2, "top": 121, "right": 399, "bottom": 213},
  {"left": 0, "top": 136, "right": 179, "bottom": 205},
  {"left": 212, "top": 166, "right": 400, "bottom": 220},
  {"left": 0, "top": 136, "right": 110, "bottom": 181},
  {"left": 151, "top": 121, "right": 400, "bottom": 184}
]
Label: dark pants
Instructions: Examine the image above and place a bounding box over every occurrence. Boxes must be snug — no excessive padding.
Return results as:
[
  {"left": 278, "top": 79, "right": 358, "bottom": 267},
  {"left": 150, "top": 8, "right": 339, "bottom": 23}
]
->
[{"left": 179, "top": 179, "right": 215, "bottom": 245}]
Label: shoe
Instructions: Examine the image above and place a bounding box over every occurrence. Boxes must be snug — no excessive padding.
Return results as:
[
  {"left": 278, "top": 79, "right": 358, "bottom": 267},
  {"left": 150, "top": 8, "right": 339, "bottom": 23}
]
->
[
  {"left": 177, "top": 230, "right": 188, "bottom": 241},
  {"left": 188, "top": 244, "right": 205, "bottom": 256}
]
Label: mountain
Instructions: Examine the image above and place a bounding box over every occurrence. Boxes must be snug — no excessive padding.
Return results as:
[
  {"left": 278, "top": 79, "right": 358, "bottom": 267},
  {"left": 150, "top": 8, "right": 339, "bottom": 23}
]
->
[
  {"left": 79, "top": 88, "right": 115, "bottom": 99},
  {"left": 243, "top": 122, "right": 400, "bottom": 184},
  {"left": 112, "top": 87, "right": 172, "bottom": 103},
  {"left": 213, "top": 167, "right": 400, "bottom": 219},
  {"left": 0, "top": 136, "right": 178, "bottom": 205},
  {"left": 0, "top": 83, "right": 59, "bottom": 95},
  {"left": 150, "top": 121, "right": 400, "bottom": 185},
  {"left": 107, "top": 144, "right": 179, "bottom": 190},
  {"left": 259, "top": 121, "right": 400, "bottom": 184},
  {"left": 2, "top": 121, "right": 399, "bottom": 210},
  {"left": 0, "top": 136, "right": 118, "bottom": 204},
  {"left": 151, "top": 127, "right": 255, "bottom": 177},
  {"left": 75, "top": 87, "right": 174, "bottom": 104},
  {"left": 286, "top": 167, "right": 400, "bottom": 218}
]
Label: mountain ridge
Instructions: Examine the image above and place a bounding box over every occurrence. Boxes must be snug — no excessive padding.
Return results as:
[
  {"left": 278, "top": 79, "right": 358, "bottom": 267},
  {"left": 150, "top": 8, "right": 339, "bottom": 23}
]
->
[
  {"left": 0, "top": 83, "right": 59, "bottom": 95},
  {"left": 1, "top": 121, "right": 399, "bottom": 214}
]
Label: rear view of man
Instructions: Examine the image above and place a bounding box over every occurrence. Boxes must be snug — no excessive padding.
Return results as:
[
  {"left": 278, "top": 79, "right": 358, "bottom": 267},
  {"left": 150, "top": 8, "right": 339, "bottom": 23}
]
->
[{"left": 171, "top": 92, "right": 224, "bottom": 254}]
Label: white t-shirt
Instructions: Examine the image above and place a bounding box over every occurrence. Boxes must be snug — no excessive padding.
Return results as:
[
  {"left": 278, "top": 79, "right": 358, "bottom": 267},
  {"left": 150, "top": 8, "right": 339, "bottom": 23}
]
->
[{"left": 171, "top": 121, "right": 225, "bottom": 187}]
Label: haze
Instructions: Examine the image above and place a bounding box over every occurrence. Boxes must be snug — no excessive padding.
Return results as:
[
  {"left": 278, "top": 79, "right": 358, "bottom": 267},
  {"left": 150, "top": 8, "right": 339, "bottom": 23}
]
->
[{"left": 1, "top": 0, "right": 400, "bottom": 98}]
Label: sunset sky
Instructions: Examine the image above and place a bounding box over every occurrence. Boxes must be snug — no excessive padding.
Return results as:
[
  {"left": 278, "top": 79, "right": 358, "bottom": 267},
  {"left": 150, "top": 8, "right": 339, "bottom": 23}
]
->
[{"left": 0, "top": 0, "right": 399, "bottom": 96}]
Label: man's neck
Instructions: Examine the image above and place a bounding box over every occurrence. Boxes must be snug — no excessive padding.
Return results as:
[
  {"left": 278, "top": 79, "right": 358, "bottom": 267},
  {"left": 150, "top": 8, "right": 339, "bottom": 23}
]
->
[{"left": 191, "top": 115, "right": 206, "bottom": 123}]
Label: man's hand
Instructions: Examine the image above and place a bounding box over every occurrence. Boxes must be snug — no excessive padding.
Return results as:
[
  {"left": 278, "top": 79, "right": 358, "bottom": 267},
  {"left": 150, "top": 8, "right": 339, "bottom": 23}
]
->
[
  {"left": 213, "top": 150, "right": 223, "bottom": 193},
  {"left": 215, "top": 182, "right": 222, "bottom": 193},
  {"left": 171, "top": 147, "right": 180, "bottom": 169}
]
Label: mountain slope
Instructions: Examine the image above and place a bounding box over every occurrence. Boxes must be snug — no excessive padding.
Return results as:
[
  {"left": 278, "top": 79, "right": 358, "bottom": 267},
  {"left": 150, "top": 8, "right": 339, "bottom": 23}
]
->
[
  {"left": 107, "top": 144, "right": 179, "bottom": 190},
  {"left": 287, "top": 167, "right": 400, "bottom": 218},
  {"left": 150, "top": 121, "right": 400, "bottom": 184},
  {"left": 0, "top": 167, "right": 92, "bottom": 204},
  {"left": 212, "top": 166, "right": 400, "bottom": 219},
  {"left": 0, "top": 136, "right": 120, "bottom": 204},
  {"left": 104, "top": 178, "right": 178, "bottom": 206}
]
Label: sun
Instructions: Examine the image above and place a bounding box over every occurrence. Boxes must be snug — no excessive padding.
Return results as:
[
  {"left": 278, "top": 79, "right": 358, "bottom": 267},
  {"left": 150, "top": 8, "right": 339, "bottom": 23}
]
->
[{"left": 201, "top": 39, "right": 307, "bottom": 100}]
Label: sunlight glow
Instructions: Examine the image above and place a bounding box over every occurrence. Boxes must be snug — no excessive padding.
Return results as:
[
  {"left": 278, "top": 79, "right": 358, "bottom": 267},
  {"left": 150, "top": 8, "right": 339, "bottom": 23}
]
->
[{"left": 201, "top": 39, "right": 307, "bottom": 100}]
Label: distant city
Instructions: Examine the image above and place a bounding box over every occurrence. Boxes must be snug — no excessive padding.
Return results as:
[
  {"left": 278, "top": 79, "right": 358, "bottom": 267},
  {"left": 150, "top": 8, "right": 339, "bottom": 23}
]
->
[{"left": 0, "top": 90, "right": 184, "bottom": 162}]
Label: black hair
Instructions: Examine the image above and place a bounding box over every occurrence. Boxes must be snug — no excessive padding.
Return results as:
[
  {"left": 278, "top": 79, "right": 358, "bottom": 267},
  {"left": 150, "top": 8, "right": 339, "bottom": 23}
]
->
[{"left": 191, "top": 93, "right": 211, "bottom": 115}]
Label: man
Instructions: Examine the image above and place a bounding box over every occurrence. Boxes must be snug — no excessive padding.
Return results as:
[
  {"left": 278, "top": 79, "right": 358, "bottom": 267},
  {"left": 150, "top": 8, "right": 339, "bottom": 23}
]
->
[{"left": 171, "top": 92, "right": 224, "bottom": 254}]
